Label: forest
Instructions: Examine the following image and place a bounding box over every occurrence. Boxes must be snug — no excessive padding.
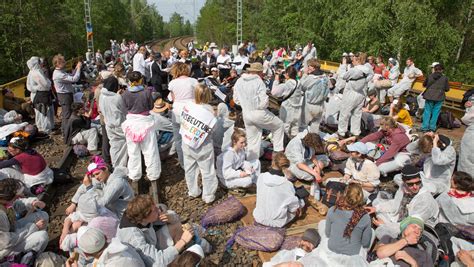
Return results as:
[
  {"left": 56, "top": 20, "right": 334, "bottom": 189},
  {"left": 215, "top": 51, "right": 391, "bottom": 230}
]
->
[
  {"left": 196, "top": 0, "right": 474, "bottom": 84},
  {"left": 0, "top": 0, "right": 193, "bottom": 84}
]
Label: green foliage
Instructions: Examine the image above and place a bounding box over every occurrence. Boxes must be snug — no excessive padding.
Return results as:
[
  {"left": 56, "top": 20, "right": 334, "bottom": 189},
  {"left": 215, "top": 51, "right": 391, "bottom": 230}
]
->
[
  {"left": 0, "top": 0, "right": 192, "bottom": 84},
  {"left": 196, "top": 0, "right": 473, "bottom": 84}
]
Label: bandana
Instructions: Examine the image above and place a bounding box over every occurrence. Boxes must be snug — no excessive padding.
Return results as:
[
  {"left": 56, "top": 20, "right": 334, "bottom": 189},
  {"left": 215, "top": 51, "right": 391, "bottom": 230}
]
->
[
  {"left": 86, "top": 156, "right": 107, "bottom": 175},
  {"left": 448, "top": 189, "right": 472, "bottom": 199}
]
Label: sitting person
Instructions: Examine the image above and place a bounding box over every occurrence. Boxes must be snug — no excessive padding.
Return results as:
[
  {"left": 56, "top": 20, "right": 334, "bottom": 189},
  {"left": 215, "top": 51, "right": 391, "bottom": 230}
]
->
[
  {"left": 253, "top": 152, "right": 305, "bottom": 228},
  {"left": 386, "top": 58, "right": 422, "bottom": 103},
  {"left": 369, "top": 165, "right": 439, "bottom": 239},
  {"left": 117, "top": 195, "right": 209, "bottom": 267},
  {"left": 65, "top": 156, "right": 134, "bottom": 218},
  {"left": 168, "top": 244, "right": 210, "bottom": 267},
  {"left": 406, "top": 133, "right": 456, "bottom": 195},
  {"left": 285, "top": 131, "right": 329, "bottom": 182},
  {"left": 325, "top": 142, "right": 380, "bottom": 200},
  {"left": 0, "top": 109, "right": 23, "bottom": 126},
  {"left": 389, "top": 99, "right": 413, "bottom": 128},
  {"left": 0, "top": 178, "right": 49, "bottom": 261},
  {"left": 76, "top": 227, "right": 145, "bottom": 267},
  {"left": 359, "top": 116, "right": 411, "bottom": 176},
  {"left": 375, "top": 216, "right": 433, "bottom": 267},
  {"left": 264, "top": 229, "right": 321, "bottom": 266},
  {"left": 60, "top": 191, "right": 116, "bottom": 248},
  {"left": 1, "top": 88, "right": 34, "bottom": 120},
  {"left": 300, "top": 184, "right": 372, "bottom": 266},
  {"left": 64, "top": 102, "right": 100, "bottom": 154},
  {"left": 437, "top": 171, "right": 474, "bottom": 225},
  {"left": 216, "top": 128, "right": 260, "bottom": 189},
  {"left": 0, "top": 137, "right": 53, "bottom": 190},
  {"left": 361, "top": 90, "right": 382, "bottom": 133}
]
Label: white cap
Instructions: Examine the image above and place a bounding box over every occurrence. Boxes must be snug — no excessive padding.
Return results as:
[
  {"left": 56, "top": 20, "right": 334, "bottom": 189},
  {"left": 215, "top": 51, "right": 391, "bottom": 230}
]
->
[
  {"left": 186, "top": 244, "right": 205, "bottom": 259},
  {"left": 342, "top": 52, "right": 348, "bottom": 57},
  {"left": 78, "top": 227, "right": 106, "bottom": 254},
  {"left": 211, "top": 67, "right": 218, "bottom": 72},
  {"left": 349, "top": 52, "right": 354, "bottom": 57},
  {"left": 431, "top": 62, "right": 440, "bottom": 68},
  {"left": 346, "top": 142, "right": 369, "bottom": 155}
]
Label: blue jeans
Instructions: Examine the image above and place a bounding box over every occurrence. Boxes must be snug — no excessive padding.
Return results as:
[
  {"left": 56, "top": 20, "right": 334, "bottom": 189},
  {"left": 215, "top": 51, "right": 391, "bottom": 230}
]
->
[{"left": 422, "top": 100, "right": 443, "bottom": 131}]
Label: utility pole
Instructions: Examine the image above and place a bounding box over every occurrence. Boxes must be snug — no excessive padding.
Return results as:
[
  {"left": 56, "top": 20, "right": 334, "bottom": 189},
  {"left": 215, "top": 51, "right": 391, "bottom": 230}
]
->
[
  {"left": 236, "top": 0, "right": 242, "bottom": 46},
  {"left": 84, "top": 0, "right": 94, "bottom": 55}
]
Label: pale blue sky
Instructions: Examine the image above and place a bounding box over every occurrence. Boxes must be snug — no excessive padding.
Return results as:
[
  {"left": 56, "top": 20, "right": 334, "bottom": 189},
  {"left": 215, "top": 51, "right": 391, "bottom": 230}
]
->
[{"left": 148, "top": 0, "right": 206, "bottom": 23}]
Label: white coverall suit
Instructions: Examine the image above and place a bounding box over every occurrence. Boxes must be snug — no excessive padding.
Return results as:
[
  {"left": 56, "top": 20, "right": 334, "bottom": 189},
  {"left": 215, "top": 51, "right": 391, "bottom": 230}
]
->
[
  {"left": 121, "top": 114, "right": 161, "bottom": 181},
  {"left": 216, "top": 146, "right": 261, "bottom": 188},
  {"left": 180, "top": 104, "right": 218, "bottom": 204},
  {"left": 99, "top": 88, "right": 128, "bottom": 167},
  {"left": 233, "top": 73, "right": 284, "bottom": 161},
  {"left": 300, "top": 73, "right": 329, "bottom": 134},
  {"left": 272, "top": 78, "right": 302, "bottom": 137},
  {"left": 458, "top": 108, "right": 474, "bottom": 174},
  {"left": 26, "top": 57, "right": 55, "bottom": 134},
  {"left": 387, "top": 65, "right": 422, "bottom": 98},
  {"left": 337, "top": 63, "right": 373, "bottom": 137}
]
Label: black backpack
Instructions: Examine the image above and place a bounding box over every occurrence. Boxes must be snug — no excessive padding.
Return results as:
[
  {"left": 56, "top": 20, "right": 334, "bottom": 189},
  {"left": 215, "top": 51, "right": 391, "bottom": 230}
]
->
[
  {"left": 437, "top": 111, "right": 455, "bottom": 129},
  {"left": 322, "top": 181, "right": 346, "bottom": 207},
  {"left": 405, "top": 94, "right": 418, "bottom": 116}
]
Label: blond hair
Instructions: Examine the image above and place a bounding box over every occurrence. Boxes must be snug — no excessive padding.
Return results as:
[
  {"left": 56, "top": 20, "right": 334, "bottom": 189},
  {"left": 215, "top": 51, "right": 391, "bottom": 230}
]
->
[
  {"left": 194, "top": 84, "right": 212, "bottom": 105},
  {"left": 307, "top": 58, "right": 321, "bottom": 70},
  {"left": 380, "top": 116, "right": 398, "bottom": 129},
  {"left": 344, "top": 183, "right": 365, "bottom": 208},
  {"left": 231, "top": 128, "right": 246, "bottom": 146},
  {"left": 272, "top": 152, "right": 290, "bottom": 170},
  {"left": 170, "top": 62, "right": 190, "bottom": 78}
]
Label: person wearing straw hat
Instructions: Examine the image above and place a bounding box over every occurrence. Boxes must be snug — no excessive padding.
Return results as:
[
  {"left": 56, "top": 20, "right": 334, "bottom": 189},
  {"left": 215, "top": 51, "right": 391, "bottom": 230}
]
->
[
  {"left": 150, "top": 92, "right": 174, "bottom": 158},
  {"left": 233, "top": 62, "right": 285, "bottom": 161}
]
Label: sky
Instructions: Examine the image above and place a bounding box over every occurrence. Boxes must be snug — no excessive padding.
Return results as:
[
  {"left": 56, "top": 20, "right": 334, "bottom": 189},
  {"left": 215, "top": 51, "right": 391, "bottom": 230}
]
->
[{"left": 148, "top": 0, "right": 206, "bottom": 23}]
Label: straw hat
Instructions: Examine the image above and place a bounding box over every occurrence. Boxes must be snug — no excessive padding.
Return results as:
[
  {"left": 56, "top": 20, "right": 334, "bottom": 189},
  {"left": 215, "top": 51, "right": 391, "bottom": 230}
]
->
[
  {"left": 153, "top": 97, "right": 170, "bottom": 113},
  {"left": 246, "top": 62, "right": 264, "bottom": 72}
]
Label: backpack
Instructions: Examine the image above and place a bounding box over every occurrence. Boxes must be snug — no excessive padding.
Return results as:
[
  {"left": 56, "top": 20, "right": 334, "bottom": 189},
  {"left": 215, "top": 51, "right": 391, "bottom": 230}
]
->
[
  {"left": 380, "top": 105, "right": 390, "bottom": 115},
  {"left": 434, "top": 223, "right": 458, "bottom": 264},
  {"left": 417, "top": 225, "right": 441, "bottom": 266},
  {"left": 405, "top": 94, "right": 418, "bottom": 116},
  {"left": 201, "top": 196, "right": 245, "bottom": 228},
  {"left": 228, "top": 225, "right": 285, "bottom": 252},
  {"left": 322, "top": 181, "right": 346, "bottom": 207},
  {"left": 437, "top": 111, "right": 455, "bottom": 129}
]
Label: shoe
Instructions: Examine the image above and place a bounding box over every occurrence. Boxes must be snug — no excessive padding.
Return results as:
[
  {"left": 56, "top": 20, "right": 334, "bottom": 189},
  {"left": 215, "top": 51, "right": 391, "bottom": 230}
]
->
[
  {"left": 89, "top": 150, "right": 102, "bottom": 156},
  {"left": 307, "top": 198, "right": 328, "bottom": 216},
  {"left": 130, "top": 180, "right": 139, "bottom": 195},
  {"left": 228, "top": 188, "right": 246, "bottom": 197},
  {"left": 150, "top": 180, "right": 160, "bottom": 203}
]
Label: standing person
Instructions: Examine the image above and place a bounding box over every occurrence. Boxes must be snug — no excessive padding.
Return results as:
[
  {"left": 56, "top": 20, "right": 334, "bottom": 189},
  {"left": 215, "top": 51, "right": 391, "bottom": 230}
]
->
[
  {"left": 302, "top": 42, "right": 317, "bottom": 69},
  {"left": 421, "top": 63, "right": 450, "bottom": 132},
  {"left": 300, "top": 59, "right": 329, "bottom": 134},
  {"left": 99, "top": 76, "right": 128, "bottom": 167},
  {"left": 52, "top": 54, "right": 82, "bottom": 136},
  {"left": 168, "top": 62, "right": 199, "bottom": 168},
  {"left": 233, "top": 48, "right": 249, "bottom": 75},
  {"left": 233, "top": 62, "right": 285, "bottom": 161},
  {"left": 387, "top": 58, "right": 423, "bottom": 103},
  {"left": 133, "top": 46, "right": 147, "bottom": 76},
  {"left": 121, "top": 71, "right": 161, "bottom": 201},
  {"left": 337, "top": 52, "right": 373, "bottom": 139},
  {"left": 458, "top": 102, "right": 474, "bottom": 174},
  {"left": 150, "top": 53, "right": 164, "bottom": 95},
  {"left": 216, "top": 48, "right": 231, "bottom": 80},
  {"left": 180, "top": 84, "right": 218, "bottom": 204},
  {"left": 26, "top": 56, "right": 54, "bottom": 134}
]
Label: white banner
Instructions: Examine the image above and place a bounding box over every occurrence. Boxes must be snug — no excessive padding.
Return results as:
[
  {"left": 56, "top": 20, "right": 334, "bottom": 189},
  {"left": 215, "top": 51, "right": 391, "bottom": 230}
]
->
[{"left": 179, "top": 103, "right": 217, "bottom": 149}]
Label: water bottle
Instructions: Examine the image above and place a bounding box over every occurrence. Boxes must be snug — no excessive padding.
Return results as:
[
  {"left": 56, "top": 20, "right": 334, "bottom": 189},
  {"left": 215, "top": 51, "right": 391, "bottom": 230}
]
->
[
  {"left": 310, "top": 180, "right": 321, "bottom": 201},
  {"left": 314, "top": 188, "right": 321, "bottom": 201}
]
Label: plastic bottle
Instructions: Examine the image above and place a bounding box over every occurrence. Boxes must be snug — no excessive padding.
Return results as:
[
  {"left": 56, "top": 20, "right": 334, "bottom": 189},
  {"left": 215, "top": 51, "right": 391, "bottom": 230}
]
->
[{"left": 310, "top": 180, "right": 321, "bottom": 201}]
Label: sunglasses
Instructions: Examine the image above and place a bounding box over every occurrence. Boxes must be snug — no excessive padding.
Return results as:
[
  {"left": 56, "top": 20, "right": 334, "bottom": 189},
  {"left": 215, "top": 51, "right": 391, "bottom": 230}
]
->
[{"left": 405, "top": 180, "right": 422, "bottom": 187}]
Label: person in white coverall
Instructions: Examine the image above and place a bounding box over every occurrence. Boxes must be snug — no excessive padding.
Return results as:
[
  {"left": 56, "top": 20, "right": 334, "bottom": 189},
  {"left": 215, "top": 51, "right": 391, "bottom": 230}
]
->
[
  {"left": 302, "top": 42, "right": 317, "bottom": 69},
  {"left": 387, "top": 58, "right": 422, "bottom": 102},
  {"left": 132, "top": 46, "right": 147, "bottom": 76},
  {"left": 0, "top": 179, "right": 49, "bottom": 260},
  {"left": 212, "top": 103, "right": 235, "bottom": 156},
  {"left": 271, "top": 66, "right": 302, "bottom": 137},
  {"left": 26, "top": 57, "right": 54, "bottom": 134},
  {"left": 233, "top": 62, "right": 285, "bottom": 161},
  {"left": 370, "top": 58, "right": 400, "bottom": 105},
  {"left": 180, "top": 85, "right": 218, "bottom": 204},
  {"left": 437, "top": 171, "right": 474, "bottom": 226},
  {"left": 457, "top": 102, "right": 474, "bottom": 174},
  {"left": 405, "top": 133, "right": 456, "bottom": 195},
  {"left": 368, "top": 165, "right": 439, "bottom": 239},
  {"left": 253, "top": 153, "right": 305, "bottom": 228},
  {"left": 300, "top": 59, "right": 329, "bottom": 134},
  {"left": 337, "top": 52, "right": 373, "bottom": 138},
  {"left": 216, "top": 128, "right": 261, "bottom": 189},
  {"left": 99, "top": 76, "right": 128, "bottom": 167}
]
